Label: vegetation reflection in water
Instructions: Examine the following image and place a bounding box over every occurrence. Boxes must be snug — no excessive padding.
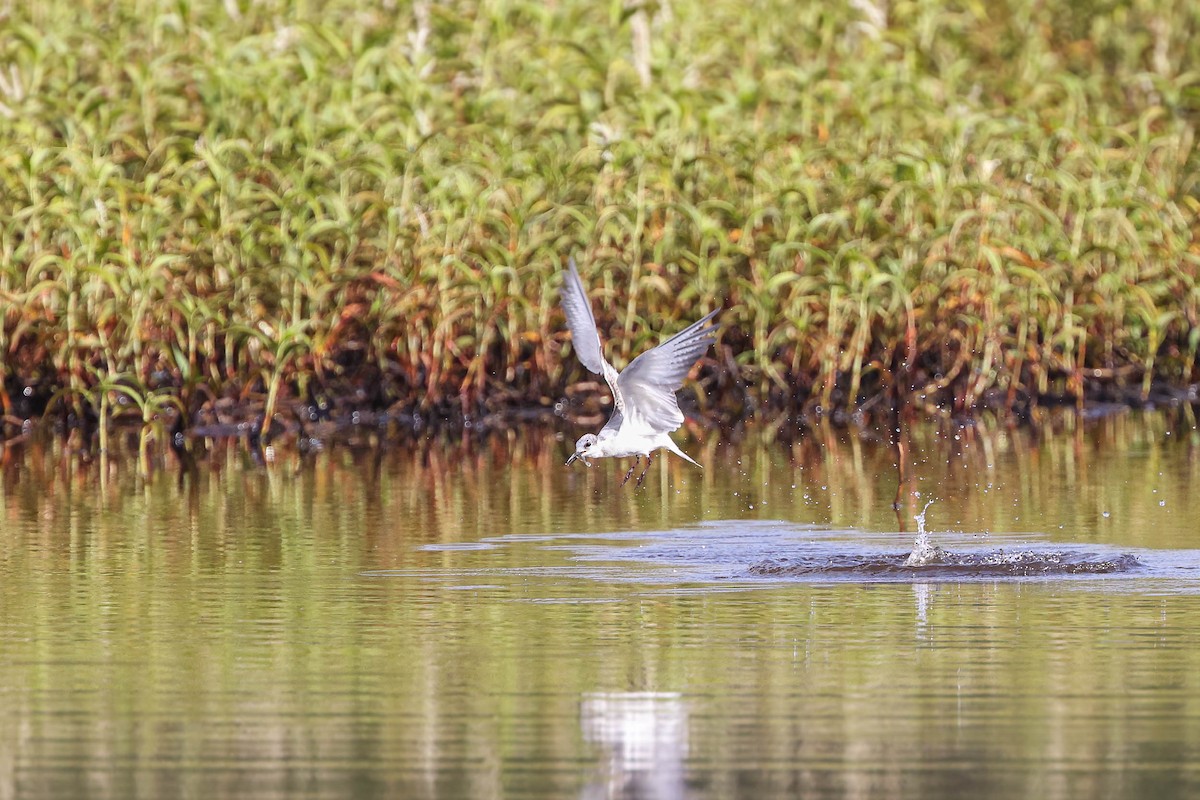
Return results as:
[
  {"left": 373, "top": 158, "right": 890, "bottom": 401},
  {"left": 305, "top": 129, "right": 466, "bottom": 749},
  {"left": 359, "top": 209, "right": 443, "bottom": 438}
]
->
[{"left": 0, "top": 411, "right": 1198, "bottom": 799}]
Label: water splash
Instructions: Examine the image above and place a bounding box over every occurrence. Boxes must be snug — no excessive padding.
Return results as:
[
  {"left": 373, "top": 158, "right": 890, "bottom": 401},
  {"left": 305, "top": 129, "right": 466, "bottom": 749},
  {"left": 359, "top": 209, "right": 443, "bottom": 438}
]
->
[
  {"left": 748, "top": 549, "right": 1142, "bottom": 578},
  {"left": 409, "top": 521, "right": 1150, "bottom": 586},
  {"left": 904, "top": 500, "right": 946, "bottom": 566}
]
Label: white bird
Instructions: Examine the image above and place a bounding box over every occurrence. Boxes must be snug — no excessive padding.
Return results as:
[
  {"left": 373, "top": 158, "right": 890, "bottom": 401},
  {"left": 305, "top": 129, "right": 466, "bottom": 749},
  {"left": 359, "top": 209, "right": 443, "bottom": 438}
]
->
[{"left": 561, "top": 258, "right": 720, "bottom": 486}]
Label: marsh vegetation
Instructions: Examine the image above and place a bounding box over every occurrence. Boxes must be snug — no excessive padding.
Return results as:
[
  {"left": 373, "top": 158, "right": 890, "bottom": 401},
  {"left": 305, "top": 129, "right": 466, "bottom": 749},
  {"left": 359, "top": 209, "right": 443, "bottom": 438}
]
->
[{"left": 1, "top": 0, "right": 1197, "bottom": 448}]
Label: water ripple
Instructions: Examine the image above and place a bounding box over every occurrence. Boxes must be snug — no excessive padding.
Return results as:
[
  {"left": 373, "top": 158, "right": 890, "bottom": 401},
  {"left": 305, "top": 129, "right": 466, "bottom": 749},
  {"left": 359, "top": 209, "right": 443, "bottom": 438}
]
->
[{"left": 748, "top": 550, "right": 1144, "bottom": 578}]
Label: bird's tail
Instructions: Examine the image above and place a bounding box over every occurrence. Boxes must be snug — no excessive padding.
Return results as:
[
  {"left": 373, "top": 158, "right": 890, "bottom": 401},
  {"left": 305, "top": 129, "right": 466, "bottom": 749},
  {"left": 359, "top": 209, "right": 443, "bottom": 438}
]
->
[{"left": 661, "top": 436, "right": 702, "bottom": 467}]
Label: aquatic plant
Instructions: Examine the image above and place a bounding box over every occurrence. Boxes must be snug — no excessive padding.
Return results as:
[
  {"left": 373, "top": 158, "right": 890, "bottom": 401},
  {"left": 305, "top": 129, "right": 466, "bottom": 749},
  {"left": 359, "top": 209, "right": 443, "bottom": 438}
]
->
[{"left": 0, "top": 0, "right": 1197, "bottom": 444}]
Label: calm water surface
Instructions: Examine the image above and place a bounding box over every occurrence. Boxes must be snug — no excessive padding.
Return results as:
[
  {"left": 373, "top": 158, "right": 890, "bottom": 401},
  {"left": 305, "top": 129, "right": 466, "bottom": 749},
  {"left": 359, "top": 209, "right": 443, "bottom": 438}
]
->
[{"left": 1, "top": 412, "right": 1199, "bottom": 799}]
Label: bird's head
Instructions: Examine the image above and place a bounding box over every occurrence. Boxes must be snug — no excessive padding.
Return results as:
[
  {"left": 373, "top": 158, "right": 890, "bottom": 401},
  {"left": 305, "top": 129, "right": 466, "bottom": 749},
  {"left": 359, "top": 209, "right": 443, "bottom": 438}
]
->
[{"left": 565, "top": 433, "right": 599, "bottom": 467}]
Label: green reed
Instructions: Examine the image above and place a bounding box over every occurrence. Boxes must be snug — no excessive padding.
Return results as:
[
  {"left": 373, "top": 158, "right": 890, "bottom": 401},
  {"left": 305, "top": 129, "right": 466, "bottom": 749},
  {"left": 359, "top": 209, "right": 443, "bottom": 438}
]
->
[{"left": 0, "top": 0, "right": 1196, "bottom": 443}]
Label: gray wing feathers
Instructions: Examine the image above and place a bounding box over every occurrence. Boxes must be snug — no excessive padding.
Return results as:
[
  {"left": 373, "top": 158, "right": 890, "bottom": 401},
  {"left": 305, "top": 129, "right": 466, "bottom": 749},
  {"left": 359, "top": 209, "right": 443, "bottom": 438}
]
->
[
  {"left": 620, "top": 309, "right": 720, "bottom": 391},
  {"left": 561, "top": 257, "right": 719, "bottom": 438},
  {"left": 560, "top": 257, "right": 605, "bottom": 376},
  {"left": 561, "top": 258, "right": 624, "bottom": 412},
  {"left": 617, "top": 308, "right": 719, "bottom": 435}
]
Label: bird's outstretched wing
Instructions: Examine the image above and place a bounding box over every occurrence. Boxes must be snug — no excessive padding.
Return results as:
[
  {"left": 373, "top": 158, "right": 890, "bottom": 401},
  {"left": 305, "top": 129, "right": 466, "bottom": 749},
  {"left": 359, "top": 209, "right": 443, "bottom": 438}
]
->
[
  {"left": 616, "top": 308, "right": 720, "bottom": 436},
  {"left": 560, "top": 257, "right": 623, "bottom": 411}
]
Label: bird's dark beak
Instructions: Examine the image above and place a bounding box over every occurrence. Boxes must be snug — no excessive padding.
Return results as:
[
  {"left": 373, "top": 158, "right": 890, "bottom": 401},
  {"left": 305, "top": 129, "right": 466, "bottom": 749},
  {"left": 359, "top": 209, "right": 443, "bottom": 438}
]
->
[{"left": 565, "top": 452, "right": 580, "bottom": 466}]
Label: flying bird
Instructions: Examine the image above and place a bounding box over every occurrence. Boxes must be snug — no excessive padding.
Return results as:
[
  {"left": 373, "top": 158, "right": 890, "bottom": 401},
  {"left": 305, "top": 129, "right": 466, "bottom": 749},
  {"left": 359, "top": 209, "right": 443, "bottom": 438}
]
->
[{"left": 561, "top": 258, "right": 719, "bottom": 486}]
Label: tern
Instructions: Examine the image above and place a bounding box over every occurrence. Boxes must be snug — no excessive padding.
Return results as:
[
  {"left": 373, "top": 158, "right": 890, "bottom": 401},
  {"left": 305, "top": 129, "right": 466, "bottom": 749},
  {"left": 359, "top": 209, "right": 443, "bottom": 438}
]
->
[{"left": 561, "top": 258, "right": 719, "bottom": 486}]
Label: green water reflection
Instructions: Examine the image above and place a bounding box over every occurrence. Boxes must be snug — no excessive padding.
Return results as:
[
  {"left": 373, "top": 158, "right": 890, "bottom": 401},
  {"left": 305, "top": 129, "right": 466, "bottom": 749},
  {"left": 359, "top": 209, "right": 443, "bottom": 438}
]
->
[{"left": 0, "top": 411, "right": 1198, "bottom": 798}]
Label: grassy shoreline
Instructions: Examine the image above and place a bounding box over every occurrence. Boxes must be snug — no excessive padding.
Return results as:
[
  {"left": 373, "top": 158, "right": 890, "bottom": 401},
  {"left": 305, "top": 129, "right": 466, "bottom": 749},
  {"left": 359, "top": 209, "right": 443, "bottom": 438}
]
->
[{"left": 1, "top": 0, "right": 1198, "bottom": 443}]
